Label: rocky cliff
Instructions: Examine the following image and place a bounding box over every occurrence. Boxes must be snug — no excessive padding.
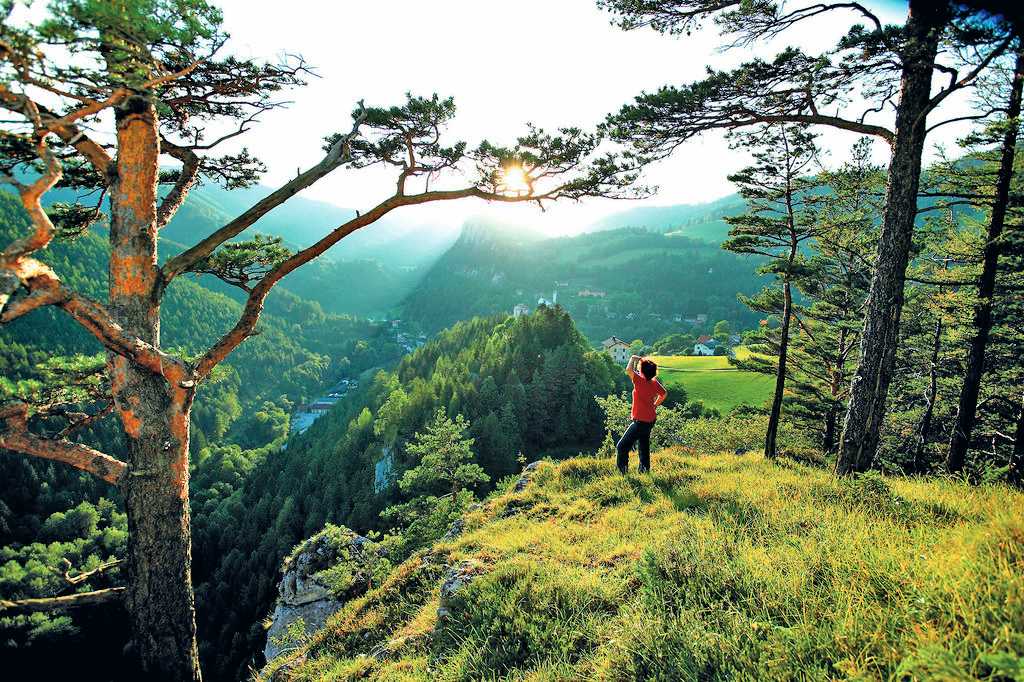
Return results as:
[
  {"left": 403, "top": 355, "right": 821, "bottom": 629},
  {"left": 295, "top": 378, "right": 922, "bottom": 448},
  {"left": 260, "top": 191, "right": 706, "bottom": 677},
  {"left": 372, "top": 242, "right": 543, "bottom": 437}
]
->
[{"left": 262, "top": 525, "right": 388, "bottom": 662}]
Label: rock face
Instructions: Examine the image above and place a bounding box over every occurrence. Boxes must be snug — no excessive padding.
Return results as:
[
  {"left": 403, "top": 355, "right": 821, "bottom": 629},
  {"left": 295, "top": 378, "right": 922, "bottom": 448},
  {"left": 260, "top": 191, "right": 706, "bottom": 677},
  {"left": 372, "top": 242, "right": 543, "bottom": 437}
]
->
[
  {"left": 435, "top": 559, "right": 484, "bottom": 623},
  {"left": 263, "top": 525, "right": 385, "bottom": 662},
  {"left": 514, "top": 461, "right": 542, "bottom": 492}
]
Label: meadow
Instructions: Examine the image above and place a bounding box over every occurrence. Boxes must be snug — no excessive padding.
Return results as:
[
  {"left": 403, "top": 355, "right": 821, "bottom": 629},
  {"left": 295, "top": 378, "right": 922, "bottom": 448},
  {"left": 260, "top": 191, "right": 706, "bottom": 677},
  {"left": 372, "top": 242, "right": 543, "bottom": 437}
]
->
[
  {"left": 650, "top": 349, "right": 774, "bottom": 414},
  {"left": 264, "top": 447, "right": 1024, "bottom": 681}
]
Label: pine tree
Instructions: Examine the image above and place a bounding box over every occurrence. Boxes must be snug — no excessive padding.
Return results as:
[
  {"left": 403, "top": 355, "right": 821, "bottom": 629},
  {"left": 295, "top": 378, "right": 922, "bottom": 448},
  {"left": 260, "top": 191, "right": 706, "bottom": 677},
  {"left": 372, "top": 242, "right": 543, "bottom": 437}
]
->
[
  {"left": 0, "top": 3, "right": 642, "bottom": 676},
  {"left": 395, "top": 409, "right": 488, "bottom": 499},
  {"left": 601, "top": 0, "right": 1016, "bottom": 473},
  {"left": 786, "top": 139, "right": 880, "bottom": 455},
  {"left": 947, "top": 46, "right": 1024, "bottom": 472},
  {"left": 724, "top": 124, "right": 820, "bottom": 459}
]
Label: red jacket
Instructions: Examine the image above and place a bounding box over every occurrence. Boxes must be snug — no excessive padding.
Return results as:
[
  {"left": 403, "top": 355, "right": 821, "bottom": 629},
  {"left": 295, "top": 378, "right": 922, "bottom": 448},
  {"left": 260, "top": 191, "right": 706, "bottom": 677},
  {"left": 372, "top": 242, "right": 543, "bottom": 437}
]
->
[{"left": 630, "top": 370, "right": 667, "bottom": 423}]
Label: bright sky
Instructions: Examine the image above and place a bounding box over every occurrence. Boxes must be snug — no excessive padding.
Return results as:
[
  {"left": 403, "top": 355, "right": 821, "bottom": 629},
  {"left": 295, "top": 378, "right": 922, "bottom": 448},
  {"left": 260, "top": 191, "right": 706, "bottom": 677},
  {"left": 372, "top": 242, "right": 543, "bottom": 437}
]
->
[
  {"left": 15, "top": 0, "right": 982, "bottom": 235},
  {"left": 209, "top": 0, "right": 929, "bottom": 233}
]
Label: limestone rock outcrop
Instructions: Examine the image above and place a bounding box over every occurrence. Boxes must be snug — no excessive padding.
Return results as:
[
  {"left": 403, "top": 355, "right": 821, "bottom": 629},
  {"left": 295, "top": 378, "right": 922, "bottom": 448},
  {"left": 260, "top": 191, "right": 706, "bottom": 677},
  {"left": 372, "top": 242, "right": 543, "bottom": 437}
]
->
[{"left": 263, "top": 525, "right": 386, "bottom": 662}]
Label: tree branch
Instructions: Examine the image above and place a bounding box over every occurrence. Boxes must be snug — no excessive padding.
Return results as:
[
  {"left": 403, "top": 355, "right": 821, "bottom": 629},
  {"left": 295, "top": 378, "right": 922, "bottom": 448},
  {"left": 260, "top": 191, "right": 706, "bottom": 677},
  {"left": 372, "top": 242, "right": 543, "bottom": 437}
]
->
[
  {"left": 192, "top": 181, "right": 586, "bottom": 378},
  {"left": 64, "top": 558, "right": 122, "bottom": 586},
  {"left": 157, "top": 140, "right": 201, "bottom": 228},
  {"left": 0, "top": 403, "right": 128, "bottom": 485},
  {"left": 0, "top": 264, "right": 186, "bottom": 378},
  {"left": 160, "top": 104, "right": 366, "bottom": 286},
  {"left": 741, "top": 112, "right": 895, "bottom": 145},
  {"left": 925, "top": 35, "right": 1014, "bottom": 116},
  {"left": 0, "top": 588, "right": 126, "bottom": 615},
  {"left": 0, "top": 84, "right": 113, "bottom": 176}
]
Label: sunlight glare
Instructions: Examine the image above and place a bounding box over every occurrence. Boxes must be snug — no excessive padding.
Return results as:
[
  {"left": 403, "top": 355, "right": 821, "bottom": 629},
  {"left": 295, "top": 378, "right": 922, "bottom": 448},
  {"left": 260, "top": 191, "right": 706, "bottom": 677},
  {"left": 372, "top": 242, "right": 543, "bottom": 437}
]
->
[{"left": 500, "top": 165, "right": 531, "bottom": 195}]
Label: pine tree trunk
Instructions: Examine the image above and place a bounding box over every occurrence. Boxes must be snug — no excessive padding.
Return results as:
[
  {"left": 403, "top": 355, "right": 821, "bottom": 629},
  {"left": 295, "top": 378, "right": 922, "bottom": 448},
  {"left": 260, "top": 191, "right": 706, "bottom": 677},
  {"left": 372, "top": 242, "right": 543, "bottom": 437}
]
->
[
  {"left": 823, "top": 406, "right": 838, "bottom": 454},
  {"left": 1011, "top": 393, "right": 1024, "bottom": 485},
  {"left": 108, "top": 94, "right": 202, "bottom": 681},
  {"left": 823, "top": 327, "right": 849, "bottom": 455},
  {"left": 947, "top": 49, "right": 1024, "bottom": 474},
  {"left": 835, "top": 0, "right": 945, "bottom": 475},
  {"left": 913, "top": 315, "right": 943, "bottom": 473},
  {"left": 764, "top": 280, "right": 792, "bottom": 459}
]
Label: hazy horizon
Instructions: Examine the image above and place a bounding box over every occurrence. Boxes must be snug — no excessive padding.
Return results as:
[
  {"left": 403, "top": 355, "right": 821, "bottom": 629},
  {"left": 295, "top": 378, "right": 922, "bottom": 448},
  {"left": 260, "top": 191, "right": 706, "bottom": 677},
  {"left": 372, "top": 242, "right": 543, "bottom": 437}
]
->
[
  {"left": 11, "top": 0, "right": 978, "bottom": 236},
  {"left": 207, "top": 0, "right": 986, "bottom": 236}
]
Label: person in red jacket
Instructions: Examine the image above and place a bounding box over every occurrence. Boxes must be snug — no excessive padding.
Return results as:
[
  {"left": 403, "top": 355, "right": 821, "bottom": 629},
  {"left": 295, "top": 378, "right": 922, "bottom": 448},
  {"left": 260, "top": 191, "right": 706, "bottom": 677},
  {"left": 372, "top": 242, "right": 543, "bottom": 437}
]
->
[{"left": 616, "top": 354, "right": 667, "bottom": 474}]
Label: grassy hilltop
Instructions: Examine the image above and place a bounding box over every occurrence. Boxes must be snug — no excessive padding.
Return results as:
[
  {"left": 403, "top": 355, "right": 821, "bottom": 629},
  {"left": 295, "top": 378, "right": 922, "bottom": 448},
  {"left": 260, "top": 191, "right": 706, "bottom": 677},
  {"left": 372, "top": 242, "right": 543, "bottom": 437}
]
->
[{"left": 262, "top": 448, "right": 1023, "bottom": 681}]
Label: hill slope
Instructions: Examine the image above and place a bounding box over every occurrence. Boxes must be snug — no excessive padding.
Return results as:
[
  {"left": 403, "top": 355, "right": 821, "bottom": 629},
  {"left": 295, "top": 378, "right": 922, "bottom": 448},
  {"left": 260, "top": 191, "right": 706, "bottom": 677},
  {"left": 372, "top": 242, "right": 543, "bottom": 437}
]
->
[
  {"left": 401, "top": 224, "right": 766, "bottom": 341},
  {"left": 587, "top": 194, "right": 746, "bottom": 241},
  {"left": 263, "top": 449, "right": 1024, "bottom": 681}
]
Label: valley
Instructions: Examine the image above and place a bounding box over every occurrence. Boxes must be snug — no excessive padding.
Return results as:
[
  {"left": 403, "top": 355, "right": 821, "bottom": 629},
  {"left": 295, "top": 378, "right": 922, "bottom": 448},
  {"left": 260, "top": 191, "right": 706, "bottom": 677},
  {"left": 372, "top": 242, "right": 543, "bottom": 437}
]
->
[{"left": 2, "top": 2, "right": 1022, "bottom": 680}]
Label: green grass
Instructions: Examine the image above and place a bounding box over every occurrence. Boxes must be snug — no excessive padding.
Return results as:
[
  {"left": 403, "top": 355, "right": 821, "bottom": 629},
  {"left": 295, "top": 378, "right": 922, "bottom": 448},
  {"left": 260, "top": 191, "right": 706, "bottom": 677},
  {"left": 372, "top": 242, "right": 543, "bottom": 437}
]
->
[
  {"left": 650, "top": 350, "right": 774, "bottom": 414},
  {"left": 262, "top": 449, "right": 1024, "bottom": 682}
]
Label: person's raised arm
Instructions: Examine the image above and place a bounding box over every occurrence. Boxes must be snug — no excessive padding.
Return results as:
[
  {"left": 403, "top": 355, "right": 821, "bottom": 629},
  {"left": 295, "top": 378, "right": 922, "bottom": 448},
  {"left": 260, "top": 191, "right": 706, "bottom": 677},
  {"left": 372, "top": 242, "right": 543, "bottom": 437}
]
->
[{"left": 626, "top": 354, "right": 640, "bottom": 375}]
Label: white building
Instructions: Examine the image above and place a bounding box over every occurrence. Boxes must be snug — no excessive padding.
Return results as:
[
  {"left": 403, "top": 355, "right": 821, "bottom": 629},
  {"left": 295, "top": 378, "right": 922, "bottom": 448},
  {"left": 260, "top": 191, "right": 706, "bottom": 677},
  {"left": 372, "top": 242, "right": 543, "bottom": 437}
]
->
[
  {"left": 537, "top": 290, "right": 558, "bottom": 307},
  {"left": 513, "top": 303, "right": 530, "bottom": 317},
  {"left": 602, "top": 336, "right": 631, "bottom": 364},
  {"left": 694, "top": 336, "right": 719, "bottom": 356}
]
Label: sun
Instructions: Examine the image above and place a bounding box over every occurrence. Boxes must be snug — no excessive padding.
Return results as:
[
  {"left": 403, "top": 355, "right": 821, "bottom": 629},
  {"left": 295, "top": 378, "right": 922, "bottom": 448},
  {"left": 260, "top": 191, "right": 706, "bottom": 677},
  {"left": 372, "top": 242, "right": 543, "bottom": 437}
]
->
[{"left": 499, "top": 165, "right": 531, "bottom": 195}]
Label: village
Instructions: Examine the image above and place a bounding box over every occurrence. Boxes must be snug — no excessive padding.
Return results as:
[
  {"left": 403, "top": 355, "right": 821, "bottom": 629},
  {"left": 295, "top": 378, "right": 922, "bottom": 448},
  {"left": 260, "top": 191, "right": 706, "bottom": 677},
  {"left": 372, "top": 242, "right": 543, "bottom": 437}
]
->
[
  {"left": 289, "top": 320, "right": 427, "bottom": 435},
  {"left": 512, "top": 281, "right": 743, "bottom": 364}
]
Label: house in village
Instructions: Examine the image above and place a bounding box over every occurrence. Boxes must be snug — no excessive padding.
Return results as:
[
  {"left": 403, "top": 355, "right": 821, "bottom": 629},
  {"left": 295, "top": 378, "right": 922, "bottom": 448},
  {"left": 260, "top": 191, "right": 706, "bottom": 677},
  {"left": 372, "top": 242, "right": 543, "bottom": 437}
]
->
[
  {"left": 578, "top": 288, "right": 606, "bottom": 298},
  {"left": 513, "top": 303, "right": 530, "bottom": 317},
  {"left": 602, "top": 336, "right": 631, "bottom": 364},
  {"left": 307, "top": 399, "right": 338, "bottom": 414},
  {"left": 537, "top": 289, "right": 558, "bottom": 307},
  {"left": 694, "top": 335, "right": 719, "bottom": 356}
]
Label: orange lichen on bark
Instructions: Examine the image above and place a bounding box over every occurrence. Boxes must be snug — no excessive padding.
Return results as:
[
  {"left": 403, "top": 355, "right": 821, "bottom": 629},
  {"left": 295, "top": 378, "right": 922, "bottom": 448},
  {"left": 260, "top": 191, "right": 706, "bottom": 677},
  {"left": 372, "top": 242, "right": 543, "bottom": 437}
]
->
[
  {"left": 110, "top": 252, "right": 157, "bottom": 298},
  {"left": 115, "top": 111, "right": 159, "bottom": 224},
  {"left": 168, "top": 436, "right": 189, "bottom": 499},
  {"left": 121, "top": 409, "right": 143, "bottom": 439}
]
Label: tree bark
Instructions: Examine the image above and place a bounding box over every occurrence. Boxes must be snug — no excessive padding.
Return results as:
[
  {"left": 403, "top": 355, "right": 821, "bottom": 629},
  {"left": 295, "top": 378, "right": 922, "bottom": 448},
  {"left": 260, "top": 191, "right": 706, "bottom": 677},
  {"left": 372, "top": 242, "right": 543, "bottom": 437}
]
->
[
  {"left": 913, "top": 315, "right": 943, "bottom": 473},
  {"left": 947, "top": 48, "right": 1024, "bottom": 473},
  {"left": 823, "top": 405, "right": 838, "bottom": 454},
  {"left": 107, "top": 94, "right": 201, "bottom": 682},
  {"left": 1011, "top": 393, "right": 1024, "bottom": 485},
  {"left": 764, "top": 279, "right": 792, "bottom": 459},
  {"left": 835, "top": 0, "right": 945, "bottom": 475}
]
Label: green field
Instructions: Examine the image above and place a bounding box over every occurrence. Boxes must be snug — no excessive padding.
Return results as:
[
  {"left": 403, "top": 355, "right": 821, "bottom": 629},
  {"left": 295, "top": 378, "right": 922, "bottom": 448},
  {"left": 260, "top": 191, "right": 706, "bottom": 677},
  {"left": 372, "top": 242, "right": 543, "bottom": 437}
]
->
[{"left": 649, "top": 350, "right": 774, "bottom": 414}]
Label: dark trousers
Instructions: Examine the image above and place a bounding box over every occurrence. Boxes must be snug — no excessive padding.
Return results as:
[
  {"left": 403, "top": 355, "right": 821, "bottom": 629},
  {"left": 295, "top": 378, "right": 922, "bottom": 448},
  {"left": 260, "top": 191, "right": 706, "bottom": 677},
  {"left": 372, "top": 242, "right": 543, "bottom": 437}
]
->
[{"left": 616, "top": 419, "right": 654, "bottom": 473}]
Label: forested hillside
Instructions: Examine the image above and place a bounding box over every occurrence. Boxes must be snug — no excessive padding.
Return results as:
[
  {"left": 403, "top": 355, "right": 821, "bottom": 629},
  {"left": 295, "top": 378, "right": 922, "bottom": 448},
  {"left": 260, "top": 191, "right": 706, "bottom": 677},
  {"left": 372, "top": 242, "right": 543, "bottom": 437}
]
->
[
  {"left": 192, "top": 307, "right": 630, "bottom": 679},
  {"left": 0, "top": 190, "right": 404, "bottom": 676},
  {"left": 402, "top": 221, "right": 766, "bottom": 341}
]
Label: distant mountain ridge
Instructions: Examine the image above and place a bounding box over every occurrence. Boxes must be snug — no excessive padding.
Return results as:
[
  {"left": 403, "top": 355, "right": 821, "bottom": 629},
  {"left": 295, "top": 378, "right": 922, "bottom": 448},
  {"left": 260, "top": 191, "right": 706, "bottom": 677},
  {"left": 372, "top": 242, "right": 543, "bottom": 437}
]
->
[
  {"left": 7, "top": 178, "right": 760, "bottom": 321},
  {"left": 587, "top": 193, "right": 746, "bottom": 242},
  {"left": 400, "top": 219, "right": 767, "bottom": 342}
]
